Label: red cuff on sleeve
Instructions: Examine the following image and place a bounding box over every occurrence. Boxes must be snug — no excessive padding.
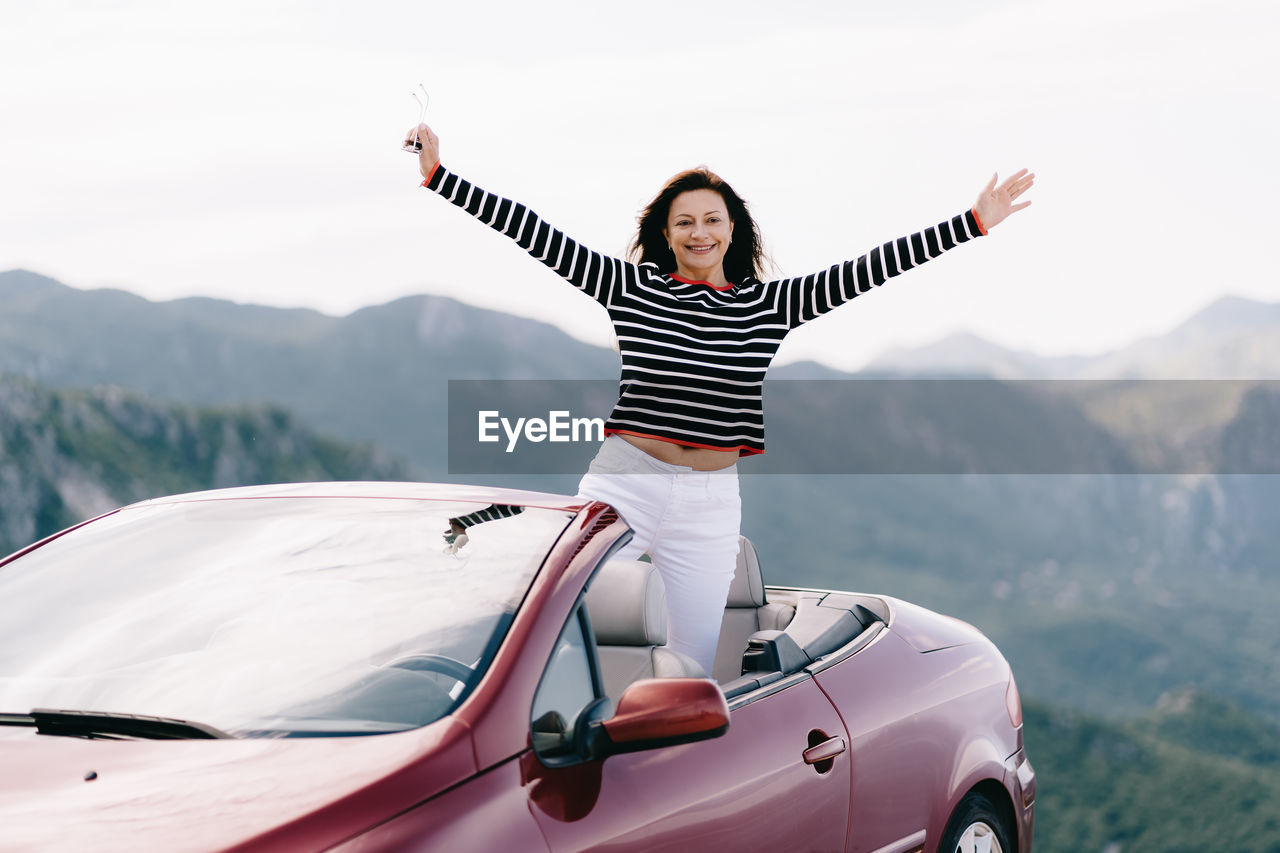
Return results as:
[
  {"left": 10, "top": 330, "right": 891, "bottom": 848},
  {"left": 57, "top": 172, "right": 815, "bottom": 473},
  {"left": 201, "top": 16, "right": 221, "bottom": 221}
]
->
[
  {"left": 971, "top": 207, "right": 988, "bottom": 236},
  {"left": 420, "top": 161, "right": 441, "bottom": 187}
]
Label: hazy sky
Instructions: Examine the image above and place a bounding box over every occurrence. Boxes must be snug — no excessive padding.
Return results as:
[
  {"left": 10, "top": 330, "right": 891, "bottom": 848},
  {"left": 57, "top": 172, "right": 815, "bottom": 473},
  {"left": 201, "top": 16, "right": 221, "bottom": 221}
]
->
[{"left": 3, "top": 0, "right": 1277, "bottom": 370}]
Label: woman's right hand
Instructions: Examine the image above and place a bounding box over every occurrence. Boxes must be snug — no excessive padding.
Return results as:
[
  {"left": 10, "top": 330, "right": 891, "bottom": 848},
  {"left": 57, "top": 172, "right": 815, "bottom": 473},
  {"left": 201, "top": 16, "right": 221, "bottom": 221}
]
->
[{"left": 405, "top": 122, "right": 440, "bottom": 179}]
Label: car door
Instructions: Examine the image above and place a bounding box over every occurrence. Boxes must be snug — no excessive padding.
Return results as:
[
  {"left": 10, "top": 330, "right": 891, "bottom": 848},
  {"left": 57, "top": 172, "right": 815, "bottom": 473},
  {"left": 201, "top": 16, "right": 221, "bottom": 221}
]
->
[
  {"left": 813, "top": 627, "right": 957, "bottom": 853},
  {"left": 522, "top": 605, "right": 852, "bottom": 851}
]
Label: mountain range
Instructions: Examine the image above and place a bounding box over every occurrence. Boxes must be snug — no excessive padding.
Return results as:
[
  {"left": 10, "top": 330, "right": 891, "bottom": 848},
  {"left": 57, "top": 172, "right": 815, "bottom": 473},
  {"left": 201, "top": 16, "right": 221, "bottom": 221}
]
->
[
  {"left": 6, "top": 269, "right": 1279, "bottom": 474},
  {"left": 0, "top": 269, "right": 617, "bottom": 473},
  {"left": 857, "top": 295, "right": 1280, "bottom": 380}
]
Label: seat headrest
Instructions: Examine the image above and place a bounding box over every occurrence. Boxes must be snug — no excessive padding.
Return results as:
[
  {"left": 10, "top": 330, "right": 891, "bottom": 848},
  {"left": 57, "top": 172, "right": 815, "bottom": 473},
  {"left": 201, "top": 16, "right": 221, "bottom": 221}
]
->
[
  {"left": 585, "top": 559, "right": 667, "bottom": 646},
  {"left": 725, "top": 536, "right": 766, "bottom": 608}
]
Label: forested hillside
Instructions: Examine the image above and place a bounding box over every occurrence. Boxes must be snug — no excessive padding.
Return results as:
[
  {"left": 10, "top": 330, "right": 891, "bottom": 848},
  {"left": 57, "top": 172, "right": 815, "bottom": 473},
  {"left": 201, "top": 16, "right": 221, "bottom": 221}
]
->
[
  {"left": 1025, "top": 692, "right": 1280, "bottom": 852},
  {"left": 0, "top": 376, "right": 406, "bottom": 556}
]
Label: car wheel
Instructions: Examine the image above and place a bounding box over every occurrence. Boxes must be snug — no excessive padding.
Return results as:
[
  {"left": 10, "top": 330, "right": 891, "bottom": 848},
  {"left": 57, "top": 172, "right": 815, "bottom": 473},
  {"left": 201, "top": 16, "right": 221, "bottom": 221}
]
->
[{"left": 938, "top": 791, "right": 1013, "bottom": 853}]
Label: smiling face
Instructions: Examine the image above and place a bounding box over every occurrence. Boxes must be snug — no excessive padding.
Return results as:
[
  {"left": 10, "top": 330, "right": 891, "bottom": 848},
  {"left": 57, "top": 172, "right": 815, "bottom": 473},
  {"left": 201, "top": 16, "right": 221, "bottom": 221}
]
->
[{"left": 663, "top": 189, "right": 734, "bottom": 285}]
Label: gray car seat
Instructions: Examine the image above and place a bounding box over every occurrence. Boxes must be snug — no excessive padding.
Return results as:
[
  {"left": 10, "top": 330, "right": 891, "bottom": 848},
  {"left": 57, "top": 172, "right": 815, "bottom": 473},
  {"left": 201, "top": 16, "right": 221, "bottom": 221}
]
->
[
  {"left": 711, "top": 537, "right": 796, "bottom": 683},
  {"left": 585, "top": 559, "right": 706, "bottom": 700}
]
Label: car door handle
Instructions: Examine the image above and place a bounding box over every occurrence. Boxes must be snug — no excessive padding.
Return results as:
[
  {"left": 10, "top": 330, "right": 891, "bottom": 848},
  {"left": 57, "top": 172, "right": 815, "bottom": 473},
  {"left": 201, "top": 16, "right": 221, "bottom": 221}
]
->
[{"left": 803, "top": 736, "right": 846, "bottom": 765}]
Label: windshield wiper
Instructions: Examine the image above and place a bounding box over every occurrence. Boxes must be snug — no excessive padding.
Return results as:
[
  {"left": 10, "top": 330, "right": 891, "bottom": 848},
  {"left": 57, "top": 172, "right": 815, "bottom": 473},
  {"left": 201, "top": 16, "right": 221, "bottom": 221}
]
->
[{"left": 0, "top": 708, "right": 234, "bottom": 740}]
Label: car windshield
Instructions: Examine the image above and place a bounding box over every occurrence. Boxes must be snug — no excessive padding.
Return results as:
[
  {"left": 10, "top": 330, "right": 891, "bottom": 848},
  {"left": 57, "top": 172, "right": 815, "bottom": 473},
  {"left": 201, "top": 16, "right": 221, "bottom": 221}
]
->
[{"left": 0, "top": 497, "right": 574, "bottom": 737}]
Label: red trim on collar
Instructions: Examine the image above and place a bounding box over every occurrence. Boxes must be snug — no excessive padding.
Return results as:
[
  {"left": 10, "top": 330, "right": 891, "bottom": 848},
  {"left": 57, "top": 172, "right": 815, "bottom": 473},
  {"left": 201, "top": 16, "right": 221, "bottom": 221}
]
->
[{"left": 669, "top": 273, "right": 735, "bottom": 291}]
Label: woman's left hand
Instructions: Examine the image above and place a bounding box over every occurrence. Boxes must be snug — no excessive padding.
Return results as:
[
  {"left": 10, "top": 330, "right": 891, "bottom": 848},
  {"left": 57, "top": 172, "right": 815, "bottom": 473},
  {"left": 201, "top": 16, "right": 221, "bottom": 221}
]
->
[{"left": 973, "top": 169, "right": 1035, "bottom": 231}]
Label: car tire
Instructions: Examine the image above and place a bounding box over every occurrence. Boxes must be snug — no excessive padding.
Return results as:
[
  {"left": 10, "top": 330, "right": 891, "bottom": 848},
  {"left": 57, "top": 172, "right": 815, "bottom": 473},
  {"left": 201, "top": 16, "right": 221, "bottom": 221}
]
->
[{"left": 938, "top": 791, "right": 1013, "bottom": 853}]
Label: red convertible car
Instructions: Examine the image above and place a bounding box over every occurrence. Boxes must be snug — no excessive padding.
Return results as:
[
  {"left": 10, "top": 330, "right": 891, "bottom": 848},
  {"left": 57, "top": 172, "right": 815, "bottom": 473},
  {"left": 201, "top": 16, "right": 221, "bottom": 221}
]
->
[{"left": 0, "top": 482, "right": 1034, "bottom": 852}]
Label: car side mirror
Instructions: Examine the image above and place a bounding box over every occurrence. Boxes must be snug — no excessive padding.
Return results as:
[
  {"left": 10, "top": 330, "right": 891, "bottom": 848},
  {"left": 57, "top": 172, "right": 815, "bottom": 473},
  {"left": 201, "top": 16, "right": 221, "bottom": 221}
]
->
[{"left": 591, "top": 678, "right": 729, "bottom": 758}]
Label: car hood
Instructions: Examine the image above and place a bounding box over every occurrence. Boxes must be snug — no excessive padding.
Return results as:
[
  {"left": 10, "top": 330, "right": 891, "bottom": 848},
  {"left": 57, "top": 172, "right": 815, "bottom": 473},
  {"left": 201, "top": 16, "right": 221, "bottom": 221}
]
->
[
  {"left": 0, "top": 717, "right": 476, "bottom": 852},
  {"left": 885, "top": 597, "right": 989, "bottom": 653}
]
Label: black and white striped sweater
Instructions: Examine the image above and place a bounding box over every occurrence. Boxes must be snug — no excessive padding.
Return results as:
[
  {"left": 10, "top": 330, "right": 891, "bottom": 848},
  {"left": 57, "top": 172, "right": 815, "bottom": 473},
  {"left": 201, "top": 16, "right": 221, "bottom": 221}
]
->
[{"left": 423, "top": 164, "right": 985, "bottom": 456}]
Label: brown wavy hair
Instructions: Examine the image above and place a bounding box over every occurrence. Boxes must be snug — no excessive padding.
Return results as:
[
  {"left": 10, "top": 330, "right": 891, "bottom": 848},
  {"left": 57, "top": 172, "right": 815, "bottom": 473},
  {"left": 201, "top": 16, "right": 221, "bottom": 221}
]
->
[{"left": 628, "top": 168, "right": 766, "bottom": 283}]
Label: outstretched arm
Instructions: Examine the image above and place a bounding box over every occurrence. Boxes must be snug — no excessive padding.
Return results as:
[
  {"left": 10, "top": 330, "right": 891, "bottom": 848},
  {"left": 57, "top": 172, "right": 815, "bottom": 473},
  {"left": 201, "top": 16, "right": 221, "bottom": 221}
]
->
[
  {"left": 404, "top": 122, "right": 635, "bottom": 306},
  {"left": 777, "top": 169, "right": 1035, "bottom": 328}
]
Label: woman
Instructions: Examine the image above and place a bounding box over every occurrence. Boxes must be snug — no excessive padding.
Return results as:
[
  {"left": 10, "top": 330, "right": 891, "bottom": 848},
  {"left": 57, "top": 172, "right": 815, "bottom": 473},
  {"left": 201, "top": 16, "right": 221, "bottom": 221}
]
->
[{"left": 406, "top": 122, "right": 1033, "bottom": 675}]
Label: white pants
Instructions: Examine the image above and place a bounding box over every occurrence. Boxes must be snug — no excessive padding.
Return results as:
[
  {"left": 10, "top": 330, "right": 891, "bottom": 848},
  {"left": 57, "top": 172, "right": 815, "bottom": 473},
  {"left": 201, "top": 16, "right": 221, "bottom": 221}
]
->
[{"left": 576, "top": 436, "right": 742, "bottom": 676}]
